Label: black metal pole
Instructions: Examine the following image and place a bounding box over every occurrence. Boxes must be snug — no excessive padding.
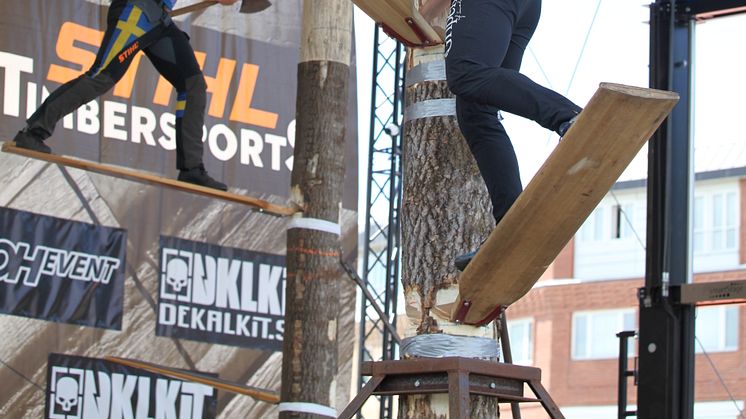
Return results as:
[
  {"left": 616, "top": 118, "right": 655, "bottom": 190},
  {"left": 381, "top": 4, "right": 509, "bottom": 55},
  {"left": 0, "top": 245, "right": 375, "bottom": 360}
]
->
[
  {"left": 638, "top": 1, "right": 695, "bottom": 418},
  {"left": 617, "top": 331, "right": 636, "bottom": 418}
]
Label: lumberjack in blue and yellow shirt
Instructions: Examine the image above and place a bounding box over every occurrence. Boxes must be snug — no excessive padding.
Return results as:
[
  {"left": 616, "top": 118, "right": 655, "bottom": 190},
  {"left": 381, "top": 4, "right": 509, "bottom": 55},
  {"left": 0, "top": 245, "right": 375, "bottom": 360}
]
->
[{"left": 14, "top": 0, "right": 240, "bottom": 190}]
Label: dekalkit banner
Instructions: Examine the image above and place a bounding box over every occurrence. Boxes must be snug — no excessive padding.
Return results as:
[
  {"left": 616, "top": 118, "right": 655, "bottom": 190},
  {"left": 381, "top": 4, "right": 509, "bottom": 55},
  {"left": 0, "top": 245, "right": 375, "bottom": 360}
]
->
[
  {"left": 157, "top": 235, "right": 285, "bottom": 351},
  {"left": 0, "top": 206, "right": 126, "bottom": 329},
  {"left": 45, "top": 353, "right": 217, "bottom": 419}
]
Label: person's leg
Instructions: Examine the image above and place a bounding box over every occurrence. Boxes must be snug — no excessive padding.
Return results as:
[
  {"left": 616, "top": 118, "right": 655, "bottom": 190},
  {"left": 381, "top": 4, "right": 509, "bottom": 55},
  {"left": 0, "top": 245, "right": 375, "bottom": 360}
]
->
[
  {"left": 144, "top": 24, "right": 226, "bottom": 190},
  {"left": 17, "top": 3, "right": 164, "bottom": 152},
  {"left": 449, "top": 0, "right": 580, "bottom": 269},
  {"left": 457, "top": 98, "right": 521, "bottom": 224},
  {"left": 445, "top": 0, "right": 580, "bottom": 133}
]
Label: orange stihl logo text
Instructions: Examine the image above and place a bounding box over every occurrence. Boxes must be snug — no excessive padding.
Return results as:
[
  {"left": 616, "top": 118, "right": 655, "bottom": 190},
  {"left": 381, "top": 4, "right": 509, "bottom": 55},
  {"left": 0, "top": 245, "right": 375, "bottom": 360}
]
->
[
  {"left": 118, "top": 42, "right": 140, "bottom": 63},
  {"left": 46, "top": 21, "right": 278, "bottom": 129}
]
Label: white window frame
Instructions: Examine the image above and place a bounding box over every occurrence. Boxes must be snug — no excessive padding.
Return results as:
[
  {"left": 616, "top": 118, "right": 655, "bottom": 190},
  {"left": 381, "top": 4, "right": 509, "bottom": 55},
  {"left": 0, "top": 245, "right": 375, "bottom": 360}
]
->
[
  {"left": 695, "top": 305, "right": 740, "bottom": 353},
  {"left": 692, "top": 189, "right": 739, "bottom": 255},
  {"left": 579, "top": 206, "right": 607, "bottom": 243},
  {"left": 571, "top": 309, "right": 636, "bottom": 361},
  {"left": 506, "top": 317, "right": 533, "bottom": 366}
]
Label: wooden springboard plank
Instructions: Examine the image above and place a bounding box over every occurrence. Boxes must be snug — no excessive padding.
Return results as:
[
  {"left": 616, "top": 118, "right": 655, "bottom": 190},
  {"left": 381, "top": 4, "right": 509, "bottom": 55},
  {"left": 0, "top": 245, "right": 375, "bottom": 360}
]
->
[
  {"left": 1, "top": 142, "right": 299, "bottom": 217},
  {"left": 105, "top": 357, "right": 280, "bottom": 403},
  {"left": 451, "top": 83, "right": 679, "bottom": 326},
  {"left": 352, "top": 0, "right": 441, "bottom": 47}
]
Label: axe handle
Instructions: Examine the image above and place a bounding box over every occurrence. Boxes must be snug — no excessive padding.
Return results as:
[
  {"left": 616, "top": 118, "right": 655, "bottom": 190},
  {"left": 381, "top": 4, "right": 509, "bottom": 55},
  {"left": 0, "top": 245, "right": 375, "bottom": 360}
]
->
[{"left": 169, "top": 0, "right": 219, "bottom": 17}]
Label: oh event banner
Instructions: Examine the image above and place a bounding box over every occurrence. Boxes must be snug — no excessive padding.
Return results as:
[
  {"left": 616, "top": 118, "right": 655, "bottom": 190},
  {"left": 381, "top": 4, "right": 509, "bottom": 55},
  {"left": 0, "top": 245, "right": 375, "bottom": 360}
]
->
[{"left": 0, "top": 206, "right": 126, "bottom": 329}]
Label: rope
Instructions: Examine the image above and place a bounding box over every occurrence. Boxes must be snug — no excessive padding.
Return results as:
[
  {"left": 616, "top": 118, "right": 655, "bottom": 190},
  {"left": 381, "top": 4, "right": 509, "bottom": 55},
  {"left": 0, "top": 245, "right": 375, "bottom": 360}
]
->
[
  {"left": 0, "top": 357, "right": 44, "bottom": 393},
  {"left": 695, "top": 336, "right": 746, "bottom": 418}
]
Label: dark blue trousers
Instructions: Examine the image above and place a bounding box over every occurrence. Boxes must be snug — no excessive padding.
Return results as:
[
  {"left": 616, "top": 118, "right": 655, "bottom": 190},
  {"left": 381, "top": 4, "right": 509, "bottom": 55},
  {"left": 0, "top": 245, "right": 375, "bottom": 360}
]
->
[
  {"left": 445, "top": 0, "right": 582, "bottom": 223},
  {"left": 26, "top": 1, "right": 206, "bottom": 170}
]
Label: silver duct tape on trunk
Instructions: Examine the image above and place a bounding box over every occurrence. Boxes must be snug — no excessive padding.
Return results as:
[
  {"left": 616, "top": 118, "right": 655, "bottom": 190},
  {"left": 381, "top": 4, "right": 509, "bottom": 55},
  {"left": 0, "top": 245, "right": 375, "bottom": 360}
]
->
[
  {"left": 401, "top": 334, "right": 500, "bottom": 360},
  {"left": 406, "top": 60, "right": 447, "bottom": 87},
  {"left": 404, "top": 98, "right": 457, "bottom": 122}
]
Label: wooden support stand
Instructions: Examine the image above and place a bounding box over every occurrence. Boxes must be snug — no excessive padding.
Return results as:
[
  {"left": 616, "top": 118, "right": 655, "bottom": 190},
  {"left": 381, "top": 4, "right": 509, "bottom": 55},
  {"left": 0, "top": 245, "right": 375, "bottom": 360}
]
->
[
  {"left": 338, "top": 358, "right": 564, "bottom": 419},
  {"left": 451, "top": 83, "right": 679, "bottom": 326},
  {"left": 1, "top": 142, "right": 299, "bottom": 217}
]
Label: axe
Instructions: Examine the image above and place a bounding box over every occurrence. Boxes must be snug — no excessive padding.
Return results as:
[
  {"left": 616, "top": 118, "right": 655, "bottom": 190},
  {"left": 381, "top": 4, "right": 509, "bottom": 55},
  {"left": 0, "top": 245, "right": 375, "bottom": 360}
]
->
[
  {"left": 240, "top": 0, "right": 273, "bottom": 13},
  {"left": 170, "top": 0, "right": 271, "bottom": 17},
  {"left": 170, "top": 1, "right": 219, "bottom": 17}
]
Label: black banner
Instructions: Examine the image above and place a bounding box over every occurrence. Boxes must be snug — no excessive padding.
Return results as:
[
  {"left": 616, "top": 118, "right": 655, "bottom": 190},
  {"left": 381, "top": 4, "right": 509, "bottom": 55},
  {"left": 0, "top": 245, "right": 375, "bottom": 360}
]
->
[
  {"left": 45, "top": 353, "right": 217, "bottom": 419},
  {"left": 157, "top": 236, "right": 285, "bottom": 351},
  {"left": 0, "top": 206, "right": 126, "bottom": 329}
]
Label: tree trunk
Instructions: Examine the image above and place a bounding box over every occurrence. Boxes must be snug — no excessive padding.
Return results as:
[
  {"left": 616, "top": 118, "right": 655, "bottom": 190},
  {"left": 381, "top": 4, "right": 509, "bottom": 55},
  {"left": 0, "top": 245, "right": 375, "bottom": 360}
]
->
[
  {"left": 399, "top": 47, "right": 499, "bottom": 417},
  {"left": 280, "top": 0, "right": 352, "bottom": 417}
]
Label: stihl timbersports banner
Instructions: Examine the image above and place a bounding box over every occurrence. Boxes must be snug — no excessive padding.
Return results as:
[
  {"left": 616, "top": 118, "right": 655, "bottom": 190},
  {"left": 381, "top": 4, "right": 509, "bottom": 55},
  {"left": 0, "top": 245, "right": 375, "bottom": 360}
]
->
[
  {"left": 157, "top": 235, "right": 285, "bottom": 350},
  {"left": 46, "top": 353, "right": 217, "bottom": 419},
  {"left": 0, "top": 0, "right": 357, "bottom": 204},
  {"left": 0, "top": 206, "right": 126, "bottom": 329}
]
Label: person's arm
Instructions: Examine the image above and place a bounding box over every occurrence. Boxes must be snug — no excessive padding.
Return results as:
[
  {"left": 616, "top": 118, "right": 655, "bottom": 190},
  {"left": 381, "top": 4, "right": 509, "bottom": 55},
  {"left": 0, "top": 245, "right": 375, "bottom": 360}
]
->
[{"left": 419, "top": 0, "right": 450, "bottom": 21}]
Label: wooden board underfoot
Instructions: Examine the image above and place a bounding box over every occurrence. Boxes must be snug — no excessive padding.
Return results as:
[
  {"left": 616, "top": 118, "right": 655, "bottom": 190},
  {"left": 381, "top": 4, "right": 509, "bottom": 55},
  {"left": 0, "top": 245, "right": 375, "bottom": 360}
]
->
[
  {"left": 1, "top": 142, "right": 299, "bottom": 217},
  {"left": 451, "top": 83, "right": 679, "bottom": 326},
  {"left": 352, "top": 0, "right": 441, "bottom": 47},
  {"left": 105, "top": 357, "right": 280, "bottom": 404}
]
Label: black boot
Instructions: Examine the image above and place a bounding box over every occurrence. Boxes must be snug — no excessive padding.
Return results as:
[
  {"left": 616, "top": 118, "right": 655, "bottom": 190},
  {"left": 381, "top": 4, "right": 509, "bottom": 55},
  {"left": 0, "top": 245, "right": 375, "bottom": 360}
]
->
[
  {"left": 556, "top": 114, "right": 579, "bottom": 138},
  {"left": 178, "top": 164, "right": 228, "bottom": 191},
  {"left": 455, "top": 237, "right": 489, "bottom": 272},
  {"left": 455, "top": 249, "right": 478, "bottom": 271},
  {"left": 13, "top": 129, "right": 52, "bottom": 154}
]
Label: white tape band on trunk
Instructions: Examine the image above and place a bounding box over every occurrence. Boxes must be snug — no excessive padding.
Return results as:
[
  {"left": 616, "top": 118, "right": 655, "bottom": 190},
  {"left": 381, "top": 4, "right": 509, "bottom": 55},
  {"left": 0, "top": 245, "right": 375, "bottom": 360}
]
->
[
  {"left": 278, "top": 402, "right": 338, "bottom": 417},
  {"left": 287, "top": 217, "right": 341, "bottom": 235}
]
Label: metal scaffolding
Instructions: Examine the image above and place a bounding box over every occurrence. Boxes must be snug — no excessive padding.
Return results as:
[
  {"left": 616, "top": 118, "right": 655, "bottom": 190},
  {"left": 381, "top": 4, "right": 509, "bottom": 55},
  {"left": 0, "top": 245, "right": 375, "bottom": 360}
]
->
[
  {"left": 357, "top": 23, "right": 406, "bottom": 419},
  {"left": 638, "top": 1, "right": 746, "bottom": 418}
]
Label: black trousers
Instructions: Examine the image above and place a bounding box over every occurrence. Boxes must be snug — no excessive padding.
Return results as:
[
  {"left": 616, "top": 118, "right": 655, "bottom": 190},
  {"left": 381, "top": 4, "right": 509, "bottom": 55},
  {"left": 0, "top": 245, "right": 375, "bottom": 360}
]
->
[
  {"left": 26, "top": 1, "right": 207, "bottom": 170},
  {"left": 445, "top": 0, "right": 582, "bottom": 223}
]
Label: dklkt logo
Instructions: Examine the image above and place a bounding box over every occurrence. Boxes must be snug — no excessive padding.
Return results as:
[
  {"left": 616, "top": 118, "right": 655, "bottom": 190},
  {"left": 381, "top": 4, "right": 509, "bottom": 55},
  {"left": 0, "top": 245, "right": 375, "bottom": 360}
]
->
[
  {"left": 157, "top": 242, "right": 285, "bottom": 349},
  {"left": 48, "top": 363, "right": 214, "bottom": 419}
]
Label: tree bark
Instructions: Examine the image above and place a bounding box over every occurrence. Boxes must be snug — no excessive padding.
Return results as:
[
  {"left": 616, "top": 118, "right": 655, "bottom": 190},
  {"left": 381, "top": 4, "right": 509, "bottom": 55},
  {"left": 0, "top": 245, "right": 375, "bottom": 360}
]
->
[
  {"left": 280, "top": 0, "right": 352, "bottom": 417},
  {"left": 399, "top": 47, "right": 499, "bottom": 417}
]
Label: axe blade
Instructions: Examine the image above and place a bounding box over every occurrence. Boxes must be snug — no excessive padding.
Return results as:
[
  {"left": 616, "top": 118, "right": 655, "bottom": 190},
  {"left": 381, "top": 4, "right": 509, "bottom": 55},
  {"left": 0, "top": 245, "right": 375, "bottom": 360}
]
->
[{"left": 240, "top": 0, "right": 272, "bottom": 13}]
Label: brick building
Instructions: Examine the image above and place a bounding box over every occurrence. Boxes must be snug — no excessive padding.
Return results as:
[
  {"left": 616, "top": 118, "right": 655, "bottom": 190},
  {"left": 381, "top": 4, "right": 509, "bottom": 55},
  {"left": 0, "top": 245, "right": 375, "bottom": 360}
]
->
[{"left": 504, "top": 170, "right": 746, "bottom": 418}]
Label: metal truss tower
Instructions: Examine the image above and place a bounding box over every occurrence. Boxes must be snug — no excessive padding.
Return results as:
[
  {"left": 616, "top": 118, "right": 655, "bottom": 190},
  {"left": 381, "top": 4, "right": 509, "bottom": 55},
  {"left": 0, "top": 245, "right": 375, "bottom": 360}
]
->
[{"left": 357, "top": 24, "right": 406, "bottom": 419}]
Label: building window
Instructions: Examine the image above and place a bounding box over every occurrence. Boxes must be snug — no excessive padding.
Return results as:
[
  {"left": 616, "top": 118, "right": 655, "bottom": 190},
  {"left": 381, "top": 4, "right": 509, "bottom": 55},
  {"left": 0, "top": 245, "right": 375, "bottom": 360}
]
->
[
  {"left": 695, "top": 306, "right": 739, "bottom": 353},
  {"left": 572, "top": 309, "right": 636, "bottom": 360},
  {"left": 580, "top": 207, "right": 606, "bottom": 242},
  {"left": 693, "top": 191, "right": 738, "bottom": 253},
  {"left": 507, "top": 318, "right": 533, "bottom": 365},
  {"left": 612, "top": 204, "right": 636, "bottom": 240}
]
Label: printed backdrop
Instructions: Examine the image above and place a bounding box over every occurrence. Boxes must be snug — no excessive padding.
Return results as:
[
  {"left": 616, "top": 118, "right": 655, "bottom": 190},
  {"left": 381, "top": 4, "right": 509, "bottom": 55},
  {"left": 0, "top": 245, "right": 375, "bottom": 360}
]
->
[
  {"left": 0, "top": 0, "right": 358, "bottom": 203},
  {"left": 0, "top": 1, "right": 359, "bottom": 417}
]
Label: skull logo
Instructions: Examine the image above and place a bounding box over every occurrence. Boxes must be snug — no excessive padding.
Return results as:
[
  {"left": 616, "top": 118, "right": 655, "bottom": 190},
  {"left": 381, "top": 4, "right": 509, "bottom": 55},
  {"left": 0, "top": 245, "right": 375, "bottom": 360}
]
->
[
  {"left": 55, "top": 376, "right": 80, "bottom": 413},
  {"left": 166, "top": 257, "right": 189, "bottom": 293}
]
